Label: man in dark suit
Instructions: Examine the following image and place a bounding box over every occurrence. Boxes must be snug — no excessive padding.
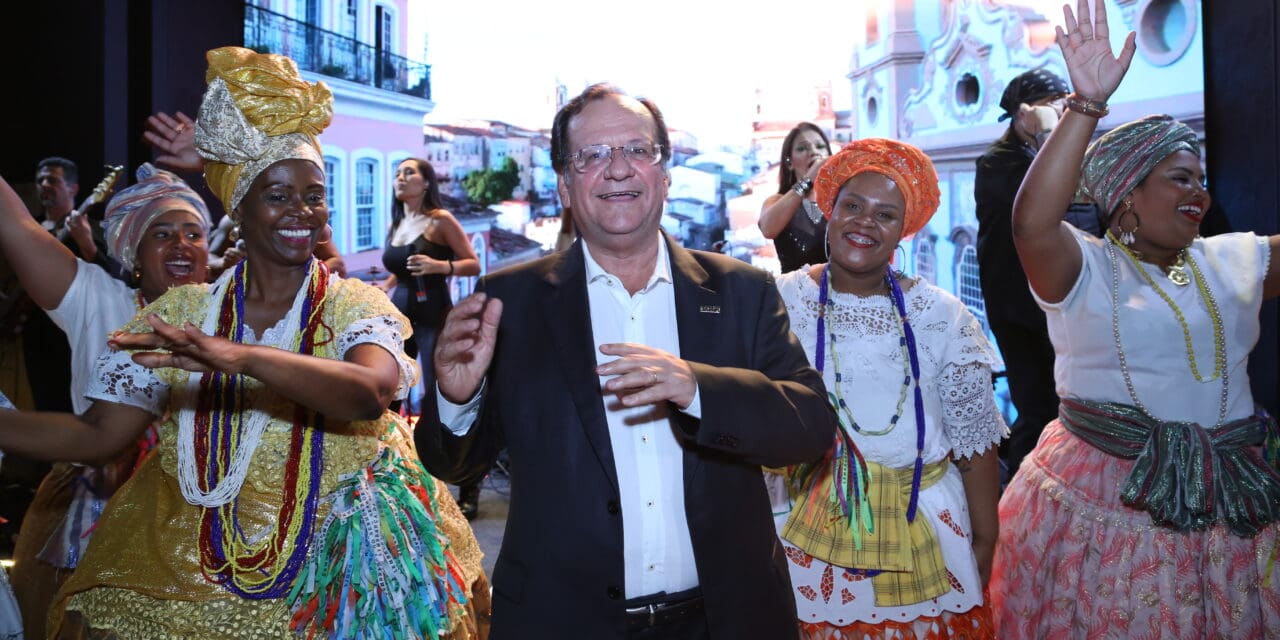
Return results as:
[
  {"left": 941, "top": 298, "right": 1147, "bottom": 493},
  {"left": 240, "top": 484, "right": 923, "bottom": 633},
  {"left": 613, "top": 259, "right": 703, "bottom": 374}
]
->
[{"left": 418, "top": 84, "right": 836, "bottom": 639}]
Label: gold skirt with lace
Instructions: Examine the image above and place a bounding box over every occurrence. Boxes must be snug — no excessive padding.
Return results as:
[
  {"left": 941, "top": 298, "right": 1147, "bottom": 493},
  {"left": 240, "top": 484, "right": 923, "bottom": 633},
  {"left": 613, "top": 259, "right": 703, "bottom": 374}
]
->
[{"left": 53, "top": 418, "right": 489, "bottom": 639}]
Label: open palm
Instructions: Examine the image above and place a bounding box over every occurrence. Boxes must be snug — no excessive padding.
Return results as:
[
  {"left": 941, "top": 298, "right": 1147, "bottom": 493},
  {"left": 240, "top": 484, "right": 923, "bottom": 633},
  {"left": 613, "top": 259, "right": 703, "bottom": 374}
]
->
[{"left": 1055, "top": 0, "right": 1136, "bottom": 101}]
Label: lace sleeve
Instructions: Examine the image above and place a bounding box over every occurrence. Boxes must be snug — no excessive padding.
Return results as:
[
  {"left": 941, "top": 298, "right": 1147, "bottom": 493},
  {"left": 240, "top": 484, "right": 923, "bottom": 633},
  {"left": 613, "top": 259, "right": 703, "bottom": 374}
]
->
[
  {"left": 338, "top": 315, "right": 418, "bottom": 399},
  {"left": 84, "top": 349, "right": 168, "bottom": 416},
  {"left": 937, "top": 361, "right": 1008, "bottom": 459}
]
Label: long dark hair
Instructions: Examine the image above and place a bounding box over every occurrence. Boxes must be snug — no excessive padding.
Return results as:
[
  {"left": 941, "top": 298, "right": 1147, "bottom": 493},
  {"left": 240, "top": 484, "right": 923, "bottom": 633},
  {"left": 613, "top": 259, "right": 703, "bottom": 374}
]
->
[
  {"left": 776, "top": 122, "right": 830, "bottom": 195},
  {"left": 389, "top": 158, "right": 443, "bottom": 237}
]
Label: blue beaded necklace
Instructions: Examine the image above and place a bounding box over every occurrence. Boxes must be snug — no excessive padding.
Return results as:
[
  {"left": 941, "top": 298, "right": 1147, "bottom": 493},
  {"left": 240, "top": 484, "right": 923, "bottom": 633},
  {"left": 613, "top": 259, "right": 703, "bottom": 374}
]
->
[{"left": 816, "top": 264, "right": 927, "bottom": 523}]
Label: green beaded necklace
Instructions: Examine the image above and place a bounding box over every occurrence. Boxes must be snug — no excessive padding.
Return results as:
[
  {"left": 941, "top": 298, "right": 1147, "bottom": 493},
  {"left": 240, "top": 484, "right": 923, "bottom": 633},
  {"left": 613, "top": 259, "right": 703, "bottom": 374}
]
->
[{"left": 826, "top": 305, "right": 912, "bottom": 437}]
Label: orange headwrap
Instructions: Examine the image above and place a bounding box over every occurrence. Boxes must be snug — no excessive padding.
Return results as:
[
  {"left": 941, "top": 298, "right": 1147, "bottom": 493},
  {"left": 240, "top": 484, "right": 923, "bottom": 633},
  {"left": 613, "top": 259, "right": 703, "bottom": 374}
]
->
[
  {"left": 194, "top": 47, "right": 333, "bottom": 212},
  {"left": 814, "top": 138, "right": 940, "bottom": 239}
]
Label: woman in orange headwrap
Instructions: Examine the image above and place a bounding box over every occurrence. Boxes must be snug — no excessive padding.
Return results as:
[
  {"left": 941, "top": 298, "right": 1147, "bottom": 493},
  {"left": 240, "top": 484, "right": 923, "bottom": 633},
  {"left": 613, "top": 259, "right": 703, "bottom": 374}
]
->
[
  {"left": 768, "top": 138, "right": 1005, "bottom": 639},
  {"left": 0, "top": 47, "right": 487, "bottom": 639}
]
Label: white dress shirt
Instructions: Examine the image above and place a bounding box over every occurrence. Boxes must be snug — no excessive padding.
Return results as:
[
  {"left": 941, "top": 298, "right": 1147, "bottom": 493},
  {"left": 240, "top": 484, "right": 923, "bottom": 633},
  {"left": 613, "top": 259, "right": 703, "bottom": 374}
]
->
[{"left": 437, "top": 236, "right": 701, "bottom": 598}]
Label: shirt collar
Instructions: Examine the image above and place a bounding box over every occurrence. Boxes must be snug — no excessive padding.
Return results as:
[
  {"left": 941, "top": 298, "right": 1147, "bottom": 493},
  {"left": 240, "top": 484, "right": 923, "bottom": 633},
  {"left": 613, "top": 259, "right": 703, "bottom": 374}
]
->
[{"left": 582, "top": 233, "right": 673, "bottom": 292}]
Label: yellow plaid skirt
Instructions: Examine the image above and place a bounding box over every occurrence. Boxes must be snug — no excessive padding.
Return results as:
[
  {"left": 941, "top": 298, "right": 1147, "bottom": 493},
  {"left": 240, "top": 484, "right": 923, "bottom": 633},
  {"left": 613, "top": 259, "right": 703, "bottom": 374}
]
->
[{"left": 782, "top": 459, "right": 950, "bottom": 607}]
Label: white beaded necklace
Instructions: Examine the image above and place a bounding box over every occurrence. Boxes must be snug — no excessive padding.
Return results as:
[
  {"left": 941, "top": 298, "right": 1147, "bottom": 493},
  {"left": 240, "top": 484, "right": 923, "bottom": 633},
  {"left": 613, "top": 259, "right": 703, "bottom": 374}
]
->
[{"left": 174, "top": 263, "right": 314, "bottom": 508}]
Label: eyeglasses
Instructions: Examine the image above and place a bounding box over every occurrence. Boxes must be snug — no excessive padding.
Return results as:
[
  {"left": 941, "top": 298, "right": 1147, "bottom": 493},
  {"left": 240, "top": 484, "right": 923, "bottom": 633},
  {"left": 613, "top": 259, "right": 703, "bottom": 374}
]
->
[{"left": 569, "top": 143, "right": 665, "bottom": 173}]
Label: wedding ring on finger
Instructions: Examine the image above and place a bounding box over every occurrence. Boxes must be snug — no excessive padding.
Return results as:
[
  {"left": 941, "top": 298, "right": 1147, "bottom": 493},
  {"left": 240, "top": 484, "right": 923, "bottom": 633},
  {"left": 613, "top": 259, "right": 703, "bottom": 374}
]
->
[{"left": 651, "top": 371, "right": 659, "bottom": 385}]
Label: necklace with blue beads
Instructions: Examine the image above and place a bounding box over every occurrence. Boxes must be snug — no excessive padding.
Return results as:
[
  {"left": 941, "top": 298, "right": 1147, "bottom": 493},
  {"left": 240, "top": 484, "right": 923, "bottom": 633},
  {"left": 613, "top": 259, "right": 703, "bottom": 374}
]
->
[{"left": 816, "top": 264, "right": 927, "bottom": 522}]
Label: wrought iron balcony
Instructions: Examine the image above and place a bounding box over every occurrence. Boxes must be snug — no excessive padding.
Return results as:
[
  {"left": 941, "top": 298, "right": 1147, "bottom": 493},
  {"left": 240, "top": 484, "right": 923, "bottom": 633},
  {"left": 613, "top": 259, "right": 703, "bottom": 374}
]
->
[{"left": 244, "top": 4, "right": 430, "bottom": 100}]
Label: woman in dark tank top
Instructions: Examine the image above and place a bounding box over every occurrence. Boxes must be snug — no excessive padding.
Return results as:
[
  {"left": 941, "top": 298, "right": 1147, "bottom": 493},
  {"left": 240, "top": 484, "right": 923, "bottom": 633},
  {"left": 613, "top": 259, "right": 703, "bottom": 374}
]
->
[
  {"left": 379, "top": 159, "right": 480, "bottom": 399},
  {"left": 378, "top": 158, "right": 483, "bottom": 518}
]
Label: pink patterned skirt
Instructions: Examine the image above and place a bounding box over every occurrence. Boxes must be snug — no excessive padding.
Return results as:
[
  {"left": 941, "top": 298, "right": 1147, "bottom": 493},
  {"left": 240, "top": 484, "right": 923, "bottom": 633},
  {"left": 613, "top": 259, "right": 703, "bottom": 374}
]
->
[{"left": 992, "top": 420, "right": 1280, "bottom": 639}]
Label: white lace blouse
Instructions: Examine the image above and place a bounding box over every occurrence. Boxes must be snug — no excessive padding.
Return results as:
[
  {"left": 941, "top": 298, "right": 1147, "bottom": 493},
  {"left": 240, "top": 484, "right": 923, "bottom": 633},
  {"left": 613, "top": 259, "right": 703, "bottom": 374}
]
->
[{"left": 777, "top": 267, "right": 1007, "bottom": 465}]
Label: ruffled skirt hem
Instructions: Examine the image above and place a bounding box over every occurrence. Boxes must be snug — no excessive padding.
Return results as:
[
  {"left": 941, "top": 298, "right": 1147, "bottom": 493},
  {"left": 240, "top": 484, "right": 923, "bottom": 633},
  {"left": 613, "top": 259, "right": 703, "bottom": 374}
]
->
[{"left": 992, "top": 420, "right": 1280, "bottom": 639}]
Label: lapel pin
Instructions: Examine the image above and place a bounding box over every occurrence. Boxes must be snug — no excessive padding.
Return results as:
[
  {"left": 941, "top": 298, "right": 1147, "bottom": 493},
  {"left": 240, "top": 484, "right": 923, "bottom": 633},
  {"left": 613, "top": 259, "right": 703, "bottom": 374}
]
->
[{"left": 699, "top": 305, "right": 720, "bottom": 314}]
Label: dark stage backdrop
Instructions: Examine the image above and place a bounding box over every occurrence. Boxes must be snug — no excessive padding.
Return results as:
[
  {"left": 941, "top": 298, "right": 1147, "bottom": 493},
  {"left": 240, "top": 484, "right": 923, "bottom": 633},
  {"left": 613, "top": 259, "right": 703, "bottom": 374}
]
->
[
  {"left": 1204, "top": 2, "right": 1280, "bottom": 413},
  {"left": 1, "top": 0, "right": 242, "bottom": 220}
]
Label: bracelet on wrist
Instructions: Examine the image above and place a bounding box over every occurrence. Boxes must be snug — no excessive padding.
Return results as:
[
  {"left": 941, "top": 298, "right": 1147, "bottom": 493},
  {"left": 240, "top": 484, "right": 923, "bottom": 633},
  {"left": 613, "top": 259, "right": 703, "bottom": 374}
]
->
[
  {"left": 793, "top": 177, "right": 813, "bottom": 196},
  {"left": 1065, "top": 93, "right": 1109, "bottom": 118}
]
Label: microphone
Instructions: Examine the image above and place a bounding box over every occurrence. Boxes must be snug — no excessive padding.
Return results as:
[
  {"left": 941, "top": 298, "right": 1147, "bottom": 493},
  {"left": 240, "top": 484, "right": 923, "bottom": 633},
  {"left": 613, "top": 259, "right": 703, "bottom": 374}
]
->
[
  {"left": 413, "top": 253, "right": 427, "bottom": 303},
  {"left": 414, "top": 274, "right": 428, "bottom": 303}
]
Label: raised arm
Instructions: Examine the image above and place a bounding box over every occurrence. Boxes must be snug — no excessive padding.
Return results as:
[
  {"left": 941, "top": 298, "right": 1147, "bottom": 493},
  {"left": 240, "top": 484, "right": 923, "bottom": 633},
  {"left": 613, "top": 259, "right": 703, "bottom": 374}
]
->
[
  {"left": 759, "top": 156, "right": 825, "bottom": 239},
  {"left": 758, "top": 193, "right": 802, "bottom": 239},
  {"left": 111, "top": 313, "right": 404, "bottom": 421},
  {"left": 0, "top": 174, "right": 79, "bottom": 309},
  {"left": 143, "top": 111, "right": 204, "bottom": 173},
  {"left": 1012, "top": 0, "right": 1135, "bottom": 303}
]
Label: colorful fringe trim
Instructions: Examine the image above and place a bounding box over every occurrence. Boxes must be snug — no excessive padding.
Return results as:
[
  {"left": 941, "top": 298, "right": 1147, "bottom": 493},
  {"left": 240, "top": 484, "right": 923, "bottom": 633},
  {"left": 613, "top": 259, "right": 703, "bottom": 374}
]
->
[
  {"left": 790, "top": 427, "right": 875, "bottom": 551},
  {"left": 288, "top": 448, "right": 469, "bottom": 639}
]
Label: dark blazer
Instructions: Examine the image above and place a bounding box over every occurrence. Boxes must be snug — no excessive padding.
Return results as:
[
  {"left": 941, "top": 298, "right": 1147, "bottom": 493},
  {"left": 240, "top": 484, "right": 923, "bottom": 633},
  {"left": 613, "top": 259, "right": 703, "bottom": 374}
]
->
[{"left": 417, "top": 235, "right": 836, "bottom": 639}]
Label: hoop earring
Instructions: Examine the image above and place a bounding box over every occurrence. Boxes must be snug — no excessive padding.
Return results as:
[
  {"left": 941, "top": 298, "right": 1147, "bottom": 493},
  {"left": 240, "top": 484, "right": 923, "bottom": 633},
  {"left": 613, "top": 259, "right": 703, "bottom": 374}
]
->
[
  {"left": 823, "top": 232, "right": 831, "bottom": 262},
  {"left": 895, "top": 243, "right": 907, "bottom": 266},
  {"left": 1117, "top": 200, "right": 1140, "bottom": 246}
]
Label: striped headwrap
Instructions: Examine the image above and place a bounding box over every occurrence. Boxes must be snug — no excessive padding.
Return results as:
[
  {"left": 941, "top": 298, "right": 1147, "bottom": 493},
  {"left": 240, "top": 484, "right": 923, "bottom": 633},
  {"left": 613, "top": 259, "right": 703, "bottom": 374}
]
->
[
  {"left": 814, "top": 138, "right": 941, "bottom": 238},
  {"left": 102, "top": 162, "right": 211, "bottom": 272},
  {"left": 194, "top": 46, "right": 333, "bottom": 213},
  {"left": 1080, "top": 114, "right": 1200, "bottom": 217}
]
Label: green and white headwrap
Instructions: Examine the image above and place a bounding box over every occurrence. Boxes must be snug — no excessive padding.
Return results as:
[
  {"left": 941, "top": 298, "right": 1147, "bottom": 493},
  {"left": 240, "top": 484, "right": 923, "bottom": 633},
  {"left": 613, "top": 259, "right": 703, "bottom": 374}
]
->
[{"left": 1079, "top": 114, "right": 1200, "bottom": 217}]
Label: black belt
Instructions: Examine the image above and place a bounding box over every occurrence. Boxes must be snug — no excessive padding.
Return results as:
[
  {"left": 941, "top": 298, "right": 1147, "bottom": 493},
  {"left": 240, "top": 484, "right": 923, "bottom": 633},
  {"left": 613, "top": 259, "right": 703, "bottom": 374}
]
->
[{"left": 623, "top": 590, "right": 705, "bottom": 631}]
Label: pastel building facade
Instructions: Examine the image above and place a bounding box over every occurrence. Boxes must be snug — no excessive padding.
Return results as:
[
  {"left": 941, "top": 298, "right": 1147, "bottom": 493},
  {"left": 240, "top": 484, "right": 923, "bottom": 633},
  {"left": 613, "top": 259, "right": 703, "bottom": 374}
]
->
[
  {"left": 245, "top": 0, "right": 435, "bottom": 255},
  {"left": 846, "top": 0, "right": 1203, "bottom": 327},
  {"left": 839, "top": 0, "right": 1203, "bottom": 417}
]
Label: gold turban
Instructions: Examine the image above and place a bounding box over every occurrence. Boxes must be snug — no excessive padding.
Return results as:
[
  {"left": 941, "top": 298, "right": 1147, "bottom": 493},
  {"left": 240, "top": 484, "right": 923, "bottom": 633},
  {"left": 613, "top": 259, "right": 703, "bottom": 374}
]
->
[{"left": 194, "top": 46, "right": 334, "bottom": 213}]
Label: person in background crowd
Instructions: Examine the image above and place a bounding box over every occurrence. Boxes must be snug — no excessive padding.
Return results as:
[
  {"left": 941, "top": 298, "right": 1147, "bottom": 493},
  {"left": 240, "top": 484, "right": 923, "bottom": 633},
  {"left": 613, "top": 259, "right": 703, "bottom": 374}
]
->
[
  {"left": 759, "top": 123, "right": 832, "bottom": 273},
  {"left": 24, "top": 157, "right": 124, "bottom": 416},
  {"left": 992, "top": 2, "right": 1280, "bottom": 636},
  {"left": 378, "top": 157, "right": 483, "bottom": 519},
  {"left": 974, "top": 67, "right": 1100, "bottom": 478}
]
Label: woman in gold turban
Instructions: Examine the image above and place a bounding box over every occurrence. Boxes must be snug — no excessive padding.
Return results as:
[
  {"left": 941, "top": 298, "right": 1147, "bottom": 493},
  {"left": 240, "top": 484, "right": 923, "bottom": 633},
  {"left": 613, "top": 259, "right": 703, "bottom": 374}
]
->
[
  {"left": 0, "top": 47, "right": 488, "bottom": 639},
  {"left": 767, "top": 138, "right": 1006, "bottom": 639}
]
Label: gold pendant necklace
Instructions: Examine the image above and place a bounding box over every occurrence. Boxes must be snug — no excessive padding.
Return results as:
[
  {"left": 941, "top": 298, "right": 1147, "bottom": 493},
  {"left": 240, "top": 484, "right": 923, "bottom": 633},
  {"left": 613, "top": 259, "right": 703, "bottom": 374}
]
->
[{"left": 1166, "top": 253, "right": 1191, "bottom": 286}]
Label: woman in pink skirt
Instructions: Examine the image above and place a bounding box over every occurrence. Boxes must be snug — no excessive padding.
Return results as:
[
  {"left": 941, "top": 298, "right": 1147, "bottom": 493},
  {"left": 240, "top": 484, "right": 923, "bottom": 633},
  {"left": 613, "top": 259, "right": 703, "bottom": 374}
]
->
[{"left": 991, "top": 0, "right": 1280, "bottom": 637}]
